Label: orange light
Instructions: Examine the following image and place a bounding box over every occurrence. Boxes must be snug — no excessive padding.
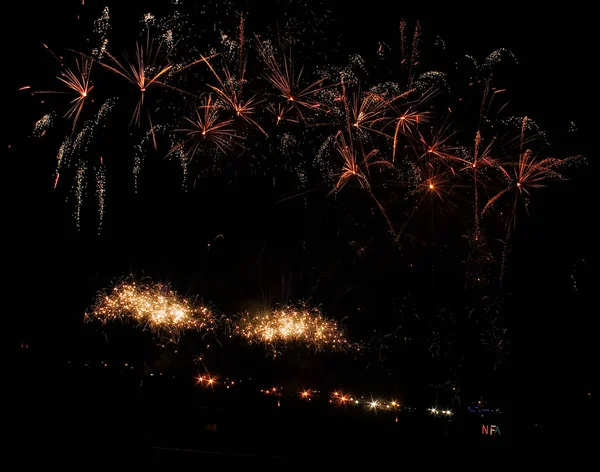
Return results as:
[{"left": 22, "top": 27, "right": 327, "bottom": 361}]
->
[{"left": 429, "top": 183, "right": 434, "bottom": 189}]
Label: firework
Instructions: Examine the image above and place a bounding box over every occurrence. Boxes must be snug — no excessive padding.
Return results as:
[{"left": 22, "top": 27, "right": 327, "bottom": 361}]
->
[
  {"left": 99, "top": 30, "right": 175, "bottom": 126},
  {"left": 58, "top": 57, "right": 94, "bottom": 131},
  {"left": 390, "top": 108, "right": 427, "bottom": 161},
  {"left": 87, "top": 279, "right": 217, "bottom": 341},
  {"left": 257, "top": 38, "right": 334, "bottom": 123},
  {"left": 171, "top": 94, "right": 244, "bottom": 159},
  {"left": 411, "top": 162, "right": 460, "bottom": 206},
  {"left": 483, "top": 117, "right": 580, "bottom": 220},
  {"left": 235, "top": 304, "right": 351, "bottom": 353},
  {"left": 464, "top": 131, "right": 499, "bottom": 241},
  {"left": 482, "top": 116, "right": 582, "bottom": 279},
  {"left": 331, "top": 131, "right": 395, "bottom": 234},
  {"left": 92, "top": 6, "right": 110, "bottom": 59},
  {"left": 24, "top": 4, "right": 583, "bottom": 306},
  {"left": 52, "top": 98, "right": 115, "bottom": 208},
  {"left": 399, "top": 19, "right": 422, "bottom": 84},
  {"left": 415, "top": 125, "right": 461, "bottom": 164},
  {"left": 203, "top": 56, "right": 267, "bottom": 136},
  {"left": 33, "top": 57, "right": 94, "bottom": 132},
  {"left": 201, "top": 17, "right": 268, "bottom": 136},
  {"left": 348, "top": 87, "right": 389, "bottom": 136}
]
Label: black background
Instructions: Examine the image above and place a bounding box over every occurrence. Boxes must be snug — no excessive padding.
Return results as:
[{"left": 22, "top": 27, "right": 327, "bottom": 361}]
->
[{"left": 6, "top": 1, "right": 594, "bottom": 458}]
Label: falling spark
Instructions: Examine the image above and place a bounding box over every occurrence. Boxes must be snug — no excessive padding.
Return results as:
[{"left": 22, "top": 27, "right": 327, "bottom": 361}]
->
[
  {"left": 33, "top": 113, "right": 54, "bottom": 138},
  {"left": 74, "top": 162, "right": 87, "bottom": 230},
  {"left": 95, "top": 163, "right": 106, "bottom": 233}
]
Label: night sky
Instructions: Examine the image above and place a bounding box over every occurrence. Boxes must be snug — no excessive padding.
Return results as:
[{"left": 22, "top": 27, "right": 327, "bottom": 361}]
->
[{"left": 7, "top": 1, "right": 594, "bottom": 457}]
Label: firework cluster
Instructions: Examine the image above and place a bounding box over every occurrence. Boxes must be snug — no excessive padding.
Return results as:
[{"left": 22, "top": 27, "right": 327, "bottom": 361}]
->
[
  {"left": 23, "top": 4, "right": 582, "bottom": 290},
  {"left": 25, "top": 2, "right": 585, "bottom": 379},
  {"left": 87, "top": 278, "right": 351, "bottom": 354},
  {"left": 87, "top": 280, "right": 216, "bottom": 341},
  {"left": 235, "top": 305, "right": 352, "bottom": 353}
]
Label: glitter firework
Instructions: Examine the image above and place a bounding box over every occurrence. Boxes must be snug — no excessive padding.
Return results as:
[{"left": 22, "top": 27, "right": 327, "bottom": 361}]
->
[
  {"left": 87, "top": 279, "right": 217, "bottom": 341},
  {"left": 235, "top": 305, "right": 351, "bottom": 354}
]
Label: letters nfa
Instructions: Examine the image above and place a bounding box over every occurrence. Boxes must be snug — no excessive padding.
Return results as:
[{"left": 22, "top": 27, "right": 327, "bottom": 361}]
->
[{"left": 481, "top": 424, "right": 501, "bottom": 436}]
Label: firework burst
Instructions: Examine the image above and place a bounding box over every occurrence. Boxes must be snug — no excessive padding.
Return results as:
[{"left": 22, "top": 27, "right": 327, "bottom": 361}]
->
[
  {"left": 171, "top": 94, "right": 244, "bottom": 159},
  {"left": 257, "top": 38, "right": 334, "bottom": 123},
  {"left": 203, "top": 56, "right": 267, "bottom": 136},
  {"left": 483, "top": 117, "right": 582, "bottom": 223},
  {"left": 59, "top": 57, "right": 94, "bottom": 131},
  {"left": 482, "top": 116, "right": 582, "bottom": 281},
  {"left": 24, "top": 5, "right": 584, "bottom": 299},
  {"left": 87, "top": 279, "right": 217, "bottom": 342},
  {"left": 99, "top": 30, "right": 175, "bottom": 126},
  {"left": 234, "top": 304, "right": 352, "bottom": 354},
  {"left": 32, "top": 56, "right": 95, "bottom": 132},
  {"left": 331, "top": 131, "right": 395, "bottom": 234}
]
